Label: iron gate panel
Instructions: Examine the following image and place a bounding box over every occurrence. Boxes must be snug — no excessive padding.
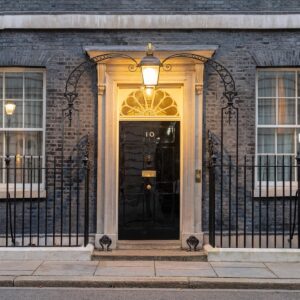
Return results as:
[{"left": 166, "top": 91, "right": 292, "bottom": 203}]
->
[{"left": 119, "top": 121, "right": 180, "bottom": 240}]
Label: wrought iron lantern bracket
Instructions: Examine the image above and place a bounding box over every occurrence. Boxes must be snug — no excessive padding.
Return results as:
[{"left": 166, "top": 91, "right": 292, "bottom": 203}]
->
[{"left": 64, "top": 50, "right": 239, "bottom": 121}]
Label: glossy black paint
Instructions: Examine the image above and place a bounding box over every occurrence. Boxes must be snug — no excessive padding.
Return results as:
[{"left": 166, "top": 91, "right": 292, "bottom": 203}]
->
[{"left": 119, "top": 121, "right": 180, "bottom": 240}]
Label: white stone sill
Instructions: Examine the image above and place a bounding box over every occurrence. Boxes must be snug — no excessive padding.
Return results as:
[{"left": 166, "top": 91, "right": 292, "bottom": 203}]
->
[
  {"left": 0, "top": 244, "right": 94, "bottom": 261},
  {"left": 253, "top": 185, "right": 298, "bottom": 198},
  {"left": 0, "top": 190, "right": 46, "bottom": 199},
  {"left": 1, "top": 14, "right": 300, "bottom": 30},
  {"left": 204, "top": 244, "right": 300, "bottom": 262}
]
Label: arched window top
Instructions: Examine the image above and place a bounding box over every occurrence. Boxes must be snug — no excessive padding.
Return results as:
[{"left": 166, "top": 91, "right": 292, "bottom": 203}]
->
[{"left": 120, "top": 88, "right": 179, "bottom": 118}]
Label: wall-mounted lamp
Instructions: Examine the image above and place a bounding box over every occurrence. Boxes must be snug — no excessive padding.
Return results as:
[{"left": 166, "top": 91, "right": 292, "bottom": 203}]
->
[
  {"left": 138, "top": 43, "right": 161, "bottom": 87},
  {"left": 5, "top": 101, "right": 16, "bottom": 116}
]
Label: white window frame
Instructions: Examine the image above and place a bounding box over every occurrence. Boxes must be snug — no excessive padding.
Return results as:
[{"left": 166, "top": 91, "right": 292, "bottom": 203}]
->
[
  {"left": 0, "top": 67, "right": 46, "bottom": 195},
  {"left": 255, "top": 68, "right": 300, "bottom": 196}
]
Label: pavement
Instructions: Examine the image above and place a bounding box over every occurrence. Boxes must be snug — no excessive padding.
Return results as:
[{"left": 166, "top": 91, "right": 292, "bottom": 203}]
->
[{"left": 1, "top": 260, "right": 300, "bottom": 289}]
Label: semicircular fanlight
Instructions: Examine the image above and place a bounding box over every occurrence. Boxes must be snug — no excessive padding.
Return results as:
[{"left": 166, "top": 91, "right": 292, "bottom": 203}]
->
[{"left": 120, "top": 88, "right": 179, "bottom": 117}]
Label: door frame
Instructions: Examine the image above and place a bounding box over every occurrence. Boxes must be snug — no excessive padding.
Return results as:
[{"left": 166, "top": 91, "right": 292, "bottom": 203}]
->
[
  {"left": 88, "top": 48, "right": 216, "bottom": 249},
  {"left": 117, "top": 85, "right": 183, "bottom": 241}
]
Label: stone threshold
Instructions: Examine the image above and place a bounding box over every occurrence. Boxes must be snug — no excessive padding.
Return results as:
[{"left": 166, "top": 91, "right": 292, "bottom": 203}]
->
[{"left": 92, "top": 249, "right": 207, "bottom": 261}]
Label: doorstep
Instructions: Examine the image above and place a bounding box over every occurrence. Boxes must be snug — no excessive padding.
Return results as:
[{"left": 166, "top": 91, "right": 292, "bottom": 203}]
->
[
  {"left": 204, "top": 244, "right": 300, "bottom": 262},
  {"left": 92, "top": 249, "right": 207, "bottom": 261}
]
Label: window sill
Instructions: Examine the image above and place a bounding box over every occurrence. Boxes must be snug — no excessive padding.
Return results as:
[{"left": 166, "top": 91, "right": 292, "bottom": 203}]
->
[
  {"left": 253, "top": 185, "right": 298, "bottom": 198},
  {"left": 0, "top": 190, "right": 46, "bottom": 199}
]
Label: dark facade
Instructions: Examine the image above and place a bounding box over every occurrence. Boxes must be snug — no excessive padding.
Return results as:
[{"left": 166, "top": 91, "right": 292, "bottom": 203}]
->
[
  {"left": 2, "top": 0, "right": 300, "bottom": 12},
  {"left": 0, "top": 1, "right": 300, "bottom": 248}
]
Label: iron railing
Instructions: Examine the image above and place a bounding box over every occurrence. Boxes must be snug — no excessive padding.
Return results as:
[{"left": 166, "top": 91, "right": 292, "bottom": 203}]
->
[
  {"left": 209, "top": 155, "right": 300, "bottom": 249},
  {"left": 0, "top": 155, "right": 90, "bottom": 247}
]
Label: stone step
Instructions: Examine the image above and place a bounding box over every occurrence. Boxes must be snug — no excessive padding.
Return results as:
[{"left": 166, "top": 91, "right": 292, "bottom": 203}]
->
[
  {"left": 92, "top": 249, "right": 207, "bottom": 261},
  {"left": 116, "top": 240, "right": 181, "bottom": 250}
]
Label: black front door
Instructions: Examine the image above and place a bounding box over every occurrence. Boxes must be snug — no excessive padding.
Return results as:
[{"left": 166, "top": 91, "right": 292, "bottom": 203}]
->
[{"left": 119, "top": 121, "right": 180, "bottom": 240}]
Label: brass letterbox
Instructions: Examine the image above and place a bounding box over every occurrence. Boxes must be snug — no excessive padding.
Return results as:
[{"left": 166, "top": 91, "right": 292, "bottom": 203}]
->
[{"left": 142, "top": 170, "right": 157, "bottom": 178}]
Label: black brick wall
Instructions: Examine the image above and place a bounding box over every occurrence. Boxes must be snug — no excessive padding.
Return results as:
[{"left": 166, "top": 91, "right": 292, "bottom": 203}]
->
[
  {"left": 1, "top": 0, "right": 300, "bottom": 13},
  {"left": 1, "top": 29, "right": 300, "bottom": 237}
]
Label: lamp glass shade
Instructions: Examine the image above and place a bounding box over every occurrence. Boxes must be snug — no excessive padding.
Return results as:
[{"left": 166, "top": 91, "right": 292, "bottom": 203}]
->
[
  {"left": 5, "top": 102, "right": 16, "bottom": 116},
  {"left": 141, "top": 65, "right": 160, "bottom": 87}
]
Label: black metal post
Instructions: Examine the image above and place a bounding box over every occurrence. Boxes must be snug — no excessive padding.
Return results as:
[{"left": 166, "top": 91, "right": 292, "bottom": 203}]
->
[
  {"left": 83, "top": 156, "right": 89, "bottom": 247},
  {"left": 5, "top": 116, "right": 16, "bottom": 246},
  {"left": 209, "top": 154, "right": 216, "bottom": 247},
  {"left": 296, "top": 152, "right": 300, "bottom": 249}
]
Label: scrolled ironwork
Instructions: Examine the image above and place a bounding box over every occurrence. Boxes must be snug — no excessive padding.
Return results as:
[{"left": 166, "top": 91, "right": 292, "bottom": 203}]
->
[
  {"left": 162, "top": 63, "right": 172, "bottom": 72},
  {"left": 64, "top": 53, "right": 138, "bottom": 126},
  {"left": 162, "top": 53, "right": 238, "bottom": 105}
]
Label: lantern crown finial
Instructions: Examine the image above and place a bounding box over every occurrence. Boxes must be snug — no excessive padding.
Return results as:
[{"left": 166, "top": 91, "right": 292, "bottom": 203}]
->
[{"left": 146, "top": 43, "right": 154, "bottom": 56}]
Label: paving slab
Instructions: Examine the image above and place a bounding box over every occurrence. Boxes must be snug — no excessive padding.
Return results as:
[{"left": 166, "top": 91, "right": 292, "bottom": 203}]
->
[
  {"left": 0, "top": 260, "right": 42, "bottom": 271},
  {"left": 33, "top": 261, "right": 98, "bottom": 276},
  {"left": 155, "top": 261, "right": 212, "bottom": 269},
  {"left": 99, "top": 260, "right": 154, "bottom": 267},
  {"left": 265, "top": 262, "right": 300, "bottom": 278},
  {"left": 0, "top": 270, "right": 34, "bottom": 276},
  {"left": 210, "top": 262, "right": 265, "bottom": 268},
  {"left": 156, "top": 268, "right": 217, "bottom": 277},
  {"left": 95, "top": 266, "right": 155, "bottom": 277},
  {"left": 155, "top": 261, "right": 216, "bottom": 277},
  {"left": 213, "top": 267, "right": 277, "bottom": 278}
]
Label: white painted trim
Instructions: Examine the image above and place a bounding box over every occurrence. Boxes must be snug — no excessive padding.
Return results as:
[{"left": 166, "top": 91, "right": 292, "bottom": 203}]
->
[
  {"left": 1, "top": 14, "right": 300, "bottom": 30},
  {"left": 204, "top": 244, "right": 300, "bottom": 262},
  {"left": 0, "top": 244, "right": 94, "bottom": 261},
  {"left": 0, "top": 67, "right": 46, "bottom": 191},
  {"left": 94, "top": 60, "right": 209, "bottom": 249},
  {"left": 255, "top": 68, "right": 300, "bottom": 192}
]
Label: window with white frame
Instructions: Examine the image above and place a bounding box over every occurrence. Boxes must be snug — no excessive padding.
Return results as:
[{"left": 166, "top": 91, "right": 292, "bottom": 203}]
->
[
  {"left": 0, "top": 68, "right": 45, "bottom": 186},
  {"left": 256, "top": 69, "right": 300, "bottom": 182}
]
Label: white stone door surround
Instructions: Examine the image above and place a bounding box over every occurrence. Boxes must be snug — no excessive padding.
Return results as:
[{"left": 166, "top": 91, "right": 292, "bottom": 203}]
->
[{"left": 86, "top": 45, "right": 217, "bottom": 249}]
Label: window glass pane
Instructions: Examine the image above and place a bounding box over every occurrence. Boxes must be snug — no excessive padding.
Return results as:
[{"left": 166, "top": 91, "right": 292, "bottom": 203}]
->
[
  {"left": 278, "top": 98, "right": 295, "bottom": 125},
  {"left": 297, "top": 129, "right": 300, "bottom": 153},
  {"left": 258, "top": 128, "right": 275, "bottom": 153},
  {"left": 258, "top": 98, "right": 276, "bottom": 125},
  {"left": 277, "top": 128, "right": 294, "bottom": 153},
  {"left": 277, "top": 155, "right": 295, "bottom": 181},
  {"left": 25, "top": 73, "right": 43, "bottom": 99},
  {"left": 298, "top": 99, "right": 300, "bottom": 125},
  {"left": 0, "top": 132, "right": 3, "bottom": 157},
  {"left": 25, "top": 132, "right": 42, "bottom": 156},
  {"left": 258, "top": 71, "right": 276, "bottom": 97},
  {"left": 21, "top": 157, "right": 42, "bottom": 184},
  {"left": 5, "top": 73, "right": 23, "bottom": 99},
  {"left": 4, "top": 101, "right": 22, "bottom": 128},
  {"left": 258, "top": 155, "right": 275, "bottom": 181},
  {"left": 6, "top": 131, "right": 23, "bottom": 156},
  {"left": 24, "top": 101, "right": 43, "bottom": 128},
  {"left": 278, "top": 72, "right": 295, "bottom": 98},
  {"left": 298, "top": 72, "right": 300, "bottom": 96},
  {"left": 0, "top": 73, "right": 3, "bottom": 99}
]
